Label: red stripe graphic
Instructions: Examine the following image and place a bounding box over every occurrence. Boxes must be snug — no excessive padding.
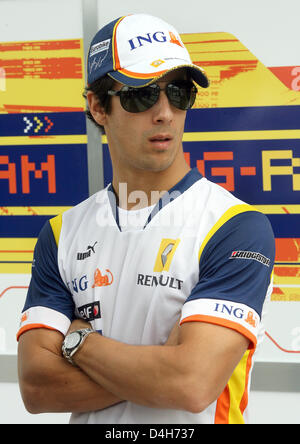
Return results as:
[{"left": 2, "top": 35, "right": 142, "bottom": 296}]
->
[
  {"left": 0, "top": 104, "right": 84, "bottom": 113},
  {"left": 182, "top": 38, "right": 239, "bottom": 44},
  {"left": 193, "top": 60, "right": 258, "bottom": 81},
  {"left": 194, "top": 59, "right": 258, "bottom": 67},
  {"left": 265, "top": 332, "right": 300, "bottom": 354},
  {"left": 0, "top": 40, "right": 81, "bottom": 52},
  {"left": 0, "top": 286, "right": 28, "bottom": 298},
  {"left": 0, "top": 251, "right": 33, "bottom": 253},
  {"left": 0, "top": 57, "right": 82, "bottom": 79}
]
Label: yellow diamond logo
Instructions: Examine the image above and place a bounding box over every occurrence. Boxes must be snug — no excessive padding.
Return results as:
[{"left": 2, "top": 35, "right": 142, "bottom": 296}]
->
[
  {"left": 154, "top": 239, "right": 180, "bottom": 272},
  {"left": 151, "top": 59, "right": 165, "bottom": 68}
]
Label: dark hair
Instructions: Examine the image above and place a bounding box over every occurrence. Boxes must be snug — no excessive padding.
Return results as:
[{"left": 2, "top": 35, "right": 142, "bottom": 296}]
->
[{"left": 83, "top": 75, "right": 115, "bottom": 134}]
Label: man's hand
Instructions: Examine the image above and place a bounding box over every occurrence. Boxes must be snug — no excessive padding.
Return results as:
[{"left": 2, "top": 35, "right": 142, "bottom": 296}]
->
[{"left": 66, "top": 318, "right": 92, "bottom": 336}]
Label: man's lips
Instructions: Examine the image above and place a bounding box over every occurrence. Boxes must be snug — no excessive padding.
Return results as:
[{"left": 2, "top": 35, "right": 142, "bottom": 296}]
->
[
  {"left": 149, "top": 134, "right": 173, "bottom": 145},
  {"left": 149, "top": 134, "right": 172, "bottom": 141}
]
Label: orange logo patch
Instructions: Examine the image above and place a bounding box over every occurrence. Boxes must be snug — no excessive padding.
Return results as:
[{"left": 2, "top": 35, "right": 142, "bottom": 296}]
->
[
  {"left": 245, "top": 311, "right": 258, "bottom": 328},
  {"left": 21, "top": 312, "right": 28, "bottom": 323},
  {"left": 169, "top": 31, "right": 184, "bottom": 48},
  {"left": 92, "top": 268, "right": 114, "bottom": 288}
]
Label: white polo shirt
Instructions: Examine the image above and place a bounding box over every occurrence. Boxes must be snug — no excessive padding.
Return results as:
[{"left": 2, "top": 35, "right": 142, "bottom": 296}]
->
[{"left": 17, "top": 168, "right": 275, "bottom": 424}]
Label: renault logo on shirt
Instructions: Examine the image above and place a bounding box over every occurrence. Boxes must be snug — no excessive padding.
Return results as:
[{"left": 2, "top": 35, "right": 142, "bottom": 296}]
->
[
  {"left": 153, "top": 239, "right": 180, "bottom": 272},
  {"left": 137, "top": 239, "right": 182, "bottom": 290}
]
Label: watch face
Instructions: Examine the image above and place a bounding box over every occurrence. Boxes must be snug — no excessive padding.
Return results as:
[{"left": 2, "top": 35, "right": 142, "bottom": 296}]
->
[{"left": 66, "top": 331, "right": 81, "bottom": 349}]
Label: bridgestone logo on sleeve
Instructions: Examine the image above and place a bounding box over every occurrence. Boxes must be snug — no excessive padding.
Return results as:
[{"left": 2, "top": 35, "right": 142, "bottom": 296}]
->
[{"left": 230, "top": 250, "right": 271, "bottom": 267}]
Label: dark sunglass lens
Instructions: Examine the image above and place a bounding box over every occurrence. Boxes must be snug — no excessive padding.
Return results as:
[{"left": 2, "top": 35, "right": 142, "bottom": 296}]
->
[
  {"left": 167, "top": 82, "right": 197, "bottom": 110},
  {"left": 120, "top": 85, "right": 159, "bottom": 113}
]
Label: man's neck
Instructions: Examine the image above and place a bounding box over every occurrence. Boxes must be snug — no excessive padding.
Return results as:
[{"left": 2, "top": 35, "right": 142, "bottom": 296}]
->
[{"left": 112, "top": 159, "right": 191, "bottom": 211}]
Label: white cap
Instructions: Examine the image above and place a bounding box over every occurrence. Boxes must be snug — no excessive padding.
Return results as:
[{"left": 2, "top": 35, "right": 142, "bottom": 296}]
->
[{"left": 87, "top": 14, "right": 209, "bottom": 88}]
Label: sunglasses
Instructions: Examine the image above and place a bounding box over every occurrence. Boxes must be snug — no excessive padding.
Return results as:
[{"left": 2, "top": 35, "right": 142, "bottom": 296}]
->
[{"left": 107, "top": 80, "right": 198, "bottom": 113}]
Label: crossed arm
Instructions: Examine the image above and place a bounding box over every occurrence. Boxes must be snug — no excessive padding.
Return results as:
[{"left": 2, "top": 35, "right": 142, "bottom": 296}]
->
[{"left": 18, "top": 318, "right": 249, "bottom": 415}]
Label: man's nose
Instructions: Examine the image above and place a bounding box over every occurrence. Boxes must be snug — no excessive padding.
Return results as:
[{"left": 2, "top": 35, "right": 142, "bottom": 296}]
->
[{"left": 151, "top": 90, "right": 174, "bottom": 124}]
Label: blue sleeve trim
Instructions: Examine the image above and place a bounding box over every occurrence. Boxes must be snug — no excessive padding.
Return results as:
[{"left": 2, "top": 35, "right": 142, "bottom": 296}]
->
[
  {"left": 187, "top": 211, "right": 275, "bottom": 317},
  {"left": 23, "top": 220, "right": 75, "bottom": 321}
]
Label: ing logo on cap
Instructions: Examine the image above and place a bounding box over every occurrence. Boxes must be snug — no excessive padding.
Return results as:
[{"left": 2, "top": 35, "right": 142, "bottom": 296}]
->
[{"left": 128, "top": 31, "right": 184, "bottom": 51}]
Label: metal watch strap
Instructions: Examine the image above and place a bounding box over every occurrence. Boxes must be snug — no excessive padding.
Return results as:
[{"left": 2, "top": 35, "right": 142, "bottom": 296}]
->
[{"left": 62, "top": 328, "right": 95, "bottom": 366}]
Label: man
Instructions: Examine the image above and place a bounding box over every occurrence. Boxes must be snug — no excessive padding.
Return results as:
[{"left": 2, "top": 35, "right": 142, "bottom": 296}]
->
[{"left": 17, "top": 14, "right": 275, "bottom": 424}]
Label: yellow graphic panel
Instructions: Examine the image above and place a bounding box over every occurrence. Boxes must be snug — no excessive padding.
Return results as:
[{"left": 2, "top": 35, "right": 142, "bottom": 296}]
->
[{"left": 182, "top": 32, "right": 300, "bottom": 107}]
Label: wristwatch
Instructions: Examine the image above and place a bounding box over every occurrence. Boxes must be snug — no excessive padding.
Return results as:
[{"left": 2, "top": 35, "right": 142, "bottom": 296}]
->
[{"left": 62, "top": 328, "right": 95, "bottom": 366}]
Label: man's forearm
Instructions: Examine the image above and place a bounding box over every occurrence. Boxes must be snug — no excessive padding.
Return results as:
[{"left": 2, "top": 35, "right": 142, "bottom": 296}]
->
[
  {"left": 73, "top": 332, "right": 196, "bottom": 412},
  {"left": 18, "top": 330, "right": 123, "bottom": 414},
  {"left": 25, "top": 354, "right": 122, "bottom": 414}
]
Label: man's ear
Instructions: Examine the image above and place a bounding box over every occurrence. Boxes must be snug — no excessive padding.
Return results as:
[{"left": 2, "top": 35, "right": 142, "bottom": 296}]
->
[{"left": 86, "top": 91, "right": 107, "bottom": 127}]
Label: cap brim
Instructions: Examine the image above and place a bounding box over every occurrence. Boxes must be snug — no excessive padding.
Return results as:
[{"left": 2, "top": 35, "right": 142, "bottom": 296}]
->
[{"left": 108, "top": 63, "right": 209, "bottom": 88}]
